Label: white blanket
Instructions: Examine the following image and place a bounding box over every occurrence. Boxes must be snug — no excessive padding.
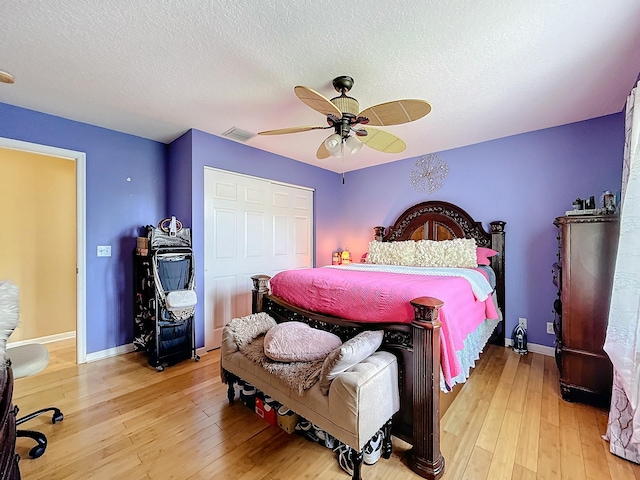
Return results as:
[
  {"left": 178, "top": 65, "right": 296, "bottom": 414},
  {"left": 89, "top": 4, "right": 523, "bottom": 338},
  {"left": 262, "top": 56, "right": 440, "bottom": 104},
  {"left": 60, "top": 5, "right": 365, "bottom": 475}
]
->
[{"left": 327, "top": 264, "right": 494, "bottom": 301}]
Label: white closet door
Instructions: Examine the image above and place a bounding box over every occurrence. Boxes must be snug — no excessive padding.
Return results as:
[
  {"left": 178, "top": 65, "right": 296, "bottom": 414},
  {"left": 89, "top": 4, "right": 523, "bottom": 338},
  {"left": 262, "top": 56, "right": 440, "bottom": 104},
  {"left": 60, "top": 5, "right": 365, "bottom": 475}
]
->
[{"left": 203, "top": 168, "right": 313, "bottom": 350}]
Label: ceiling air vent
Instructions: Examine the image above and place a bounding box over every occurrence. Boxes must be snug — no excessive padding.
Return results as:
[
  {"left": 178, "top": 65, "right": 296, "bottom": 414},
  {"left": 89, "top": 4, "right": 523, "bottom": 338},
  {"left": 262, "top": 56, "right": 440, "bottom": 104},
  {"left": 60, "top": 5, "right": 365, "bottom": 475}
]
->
[{"left": 221, "top": 127, "right": 256, "bottom": 143}]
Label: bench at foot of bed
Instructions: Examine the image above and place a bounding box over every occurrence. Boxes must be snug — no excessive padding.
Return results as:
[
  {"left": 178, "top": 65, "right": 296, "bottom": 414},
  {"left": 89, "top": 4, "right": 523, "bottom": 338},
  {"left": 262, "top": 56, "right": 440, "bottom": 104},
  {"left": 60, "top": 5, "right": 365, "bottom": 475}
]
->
[{"left": 220, "top": 316, "right": 401, "bottom": 480}]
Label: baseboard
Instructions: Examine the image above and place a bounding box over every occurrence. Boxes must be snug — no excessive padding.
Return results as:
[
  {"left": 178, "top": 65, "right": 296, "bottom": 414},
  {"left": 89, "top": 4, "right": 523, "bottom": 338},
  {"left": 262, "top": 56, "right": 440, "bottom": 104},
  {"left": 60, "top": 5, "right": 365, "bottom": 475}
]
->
[
  {"left": 8, "top": 334, "right": 137, "bottom": 364},
  {"left": 86, "top": 343, "right": 136, "bottom": 363},
  {"left": 85, "top": 343, "right": 206, "bottom": 363},
  {"left": 7, "top": 330, "right": 76, "bottom": 348},
  {"left": 197, "top": 346, "right": 208, "bottom": 357},
  {"left": 504, "top": 338, "right": 555, "bottom": 357}
]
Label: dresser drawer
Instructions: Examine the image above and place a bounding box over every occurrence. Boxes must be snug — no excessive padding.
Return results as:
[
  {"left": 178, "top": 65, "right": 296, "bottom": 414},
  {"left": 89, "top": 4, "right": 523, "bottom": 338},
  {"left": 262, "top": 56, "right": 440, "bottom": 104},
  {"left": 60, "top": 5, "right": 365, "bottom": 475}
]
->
[{"left": 558, "top": 348, "right": 612, "bottom": 406}]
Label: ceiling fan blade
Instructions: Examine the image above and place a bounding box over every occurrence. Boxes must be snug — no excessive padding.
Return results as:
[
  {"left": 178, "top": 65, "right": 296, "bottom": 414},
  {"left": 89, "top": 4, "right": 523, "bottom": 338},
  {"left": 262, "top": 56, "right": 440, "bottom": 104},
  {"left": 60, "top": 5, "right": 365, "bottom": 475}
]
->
[
  {"left": 295, "top": 86, "right": 343, "bottom": 117},
  {"left": 358, "top": 127, "right": 406, "bottom": 153},
  {"left": 258, "top": 125, "right": 326, "bottom": 135},
  {"left": 359, "top": 99, "right": 431, "bottom": 126},
  {"left": 316, "top": 140, "right": 331, "bottom": 159}
]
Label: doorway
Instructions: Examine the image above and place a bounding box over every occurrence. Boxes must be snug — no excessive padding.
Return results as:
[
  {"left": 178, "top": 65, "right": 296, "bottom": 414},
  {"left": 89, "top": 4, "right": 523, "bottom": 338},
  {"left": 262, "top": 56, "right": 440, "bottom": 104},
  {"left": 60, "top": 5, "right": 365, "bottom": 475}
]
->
[{"left": 0, "top": 138, "right": 87, "bottom": 364}]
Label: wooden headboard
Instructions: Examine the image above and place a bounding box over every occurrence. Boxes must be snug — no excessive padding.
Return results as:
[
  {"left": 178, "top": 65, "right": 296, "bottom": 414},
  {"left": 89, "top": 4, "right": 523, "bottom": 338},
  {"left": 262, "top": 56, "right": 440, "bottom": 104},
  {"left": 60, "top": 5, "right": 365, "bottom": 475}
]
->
[{"left": 374, "top": 201, "right": 506, "bottom": 345}]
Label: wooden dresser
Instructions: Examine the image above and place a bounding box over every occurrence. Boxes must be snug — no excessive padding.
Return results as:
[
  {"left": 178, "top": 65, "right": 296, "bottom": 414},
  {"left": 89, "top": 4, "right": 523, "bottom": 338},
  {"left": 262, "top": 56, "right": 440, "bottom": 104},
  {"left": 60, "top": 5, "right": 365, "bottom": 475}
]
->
[
  {"left": 0, "top": 364, "right": 20, "bottom": 479},
  {"left": 553, "top": 215, "right": 619, "bottom": 406}
]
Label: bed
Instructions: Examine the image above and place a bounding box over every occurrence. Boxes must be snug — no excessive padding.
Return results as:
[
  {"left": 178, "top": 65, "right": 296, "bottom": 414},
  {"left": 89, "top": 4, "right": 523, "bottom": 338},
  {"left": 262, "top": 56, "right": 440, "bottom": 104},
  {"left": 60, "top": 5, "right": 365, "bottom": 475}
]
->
[{"left": 249, "top": 200, "right": 506, "bottom": 480}]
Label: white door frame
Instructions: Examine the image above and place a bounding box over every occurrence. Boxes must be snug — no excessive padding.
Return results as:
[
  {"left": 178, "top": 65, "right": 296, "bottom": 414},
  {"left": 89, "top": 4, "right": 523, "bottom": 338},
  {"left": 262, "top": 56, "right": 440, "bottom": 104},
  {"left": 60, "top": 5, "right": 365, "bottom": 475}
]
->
[{"left": 0, "top": 137, "right": 87, "bottom": 364}]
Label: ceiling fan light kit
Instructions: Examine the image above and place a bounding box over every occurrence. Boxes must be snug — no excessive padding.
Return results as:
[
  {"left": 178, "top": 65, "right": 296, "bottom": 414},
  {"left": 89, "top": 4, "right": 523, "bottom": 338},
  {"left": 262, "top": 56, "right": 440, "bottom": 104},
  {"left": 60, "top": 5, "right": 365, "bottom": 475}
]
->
[
  {"left": 324, "top": 133, "right": 343, "bottom": 156},
  {"left": 344, "top": 135, "right": 363, "bottom": 155},
  {"left": 258, "top": 75, "right": 431, "bottom": 160}
]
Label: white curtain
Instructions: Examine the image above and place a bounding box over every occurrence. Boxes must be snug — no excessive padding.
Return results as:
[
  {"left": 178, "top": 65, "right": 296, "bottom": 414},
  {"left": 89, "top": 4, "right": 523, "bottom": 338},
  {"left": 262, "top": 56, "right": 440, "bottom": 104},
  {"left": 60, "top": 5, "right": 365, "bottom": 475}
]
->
[{"left": 603, "top": 79, "right": 640, "bottom": 460}]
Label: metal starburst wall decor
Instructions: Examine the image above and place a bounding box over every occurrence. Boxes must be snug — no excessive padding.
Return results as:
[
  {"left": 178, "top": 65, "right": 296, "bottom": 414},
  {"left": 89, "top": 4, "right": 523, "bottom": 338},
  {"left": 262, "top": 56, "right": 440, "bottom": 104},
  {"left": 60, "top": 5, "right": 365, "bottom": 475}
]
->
[{"left": 409, "top": 154, "right": 449, "bottom": 194}]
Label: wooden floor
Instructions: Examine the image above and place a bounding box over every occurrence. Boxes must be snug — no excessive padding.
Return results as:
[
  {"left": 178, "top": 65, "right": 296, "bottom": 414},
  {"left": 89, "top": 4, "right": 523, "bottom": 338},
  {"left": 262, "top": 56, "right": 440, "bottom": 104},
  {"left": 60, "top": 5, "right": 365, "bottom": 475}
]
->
[{"left": 12, "top": 340, "right": 640, "bottom": 480}]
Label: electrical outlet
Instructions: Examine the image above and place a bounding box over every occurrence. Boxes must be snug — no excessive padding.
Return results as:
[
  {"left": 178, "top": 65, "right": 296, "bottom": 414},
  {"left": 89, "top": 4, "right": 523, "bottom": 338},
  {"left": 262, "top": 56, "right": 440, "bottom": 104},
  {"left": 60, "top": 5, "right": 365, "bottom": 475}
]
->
[
  {"left": 518, "top": 317, "right": 527, "bottom": 329},
  {"left": 97, "top": 245, "right": 112, "bottom": 257},
  {"left": 547, "top": 322, "right": 555, "bottom": 334}
]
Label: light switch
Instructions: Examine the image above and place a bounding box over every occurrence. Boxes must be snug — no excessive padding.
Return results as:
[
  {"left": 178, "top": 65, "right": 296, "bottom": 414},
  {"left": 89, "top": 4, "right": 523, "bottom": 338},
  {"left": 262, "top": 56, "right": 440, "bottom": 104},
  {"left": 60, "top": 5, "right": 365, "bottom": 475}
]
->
[{"left": 97, "top": 245, "right": 112, "bottom": 257}]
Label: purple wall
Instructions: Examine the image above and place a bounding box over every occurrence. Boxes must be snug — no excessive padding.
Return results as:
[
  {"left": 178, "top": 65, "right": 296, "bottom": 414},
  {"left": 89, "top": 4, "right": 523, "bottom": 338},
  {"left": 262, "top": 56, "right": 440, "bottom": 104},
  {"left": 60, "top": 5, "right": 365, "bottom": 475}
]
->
[
  {"left": 167, "top": 129, "right": 344, "bottom": 347},
  {"left": 341, "top": 113, "right": 625, "bottom": 347},
  {"left": 0, "top": 102, "right": 167, "bottom": 354},
  {"left": 166, "top": 130, "right": 194, "bottom": 223},
  {"left": 0, "top": 99, "right": 625, "bottom": 355}
]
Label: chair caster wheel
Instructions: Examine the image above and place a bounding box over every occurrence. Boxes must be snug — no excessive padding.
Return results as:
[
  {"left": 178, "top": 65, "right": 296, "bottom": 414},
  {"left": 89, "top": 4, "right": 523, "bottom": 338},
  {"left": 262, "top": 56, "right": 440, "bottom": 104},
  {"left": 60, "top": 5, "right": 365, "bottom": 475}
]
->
[
  {"left": 52, "top": 412, "right": 64, "bottom": 424},
  {"left": 29, "top": 445, "right": 45, "bottom": 459},
  {"left": 156, "top": 365, "right": 164, "bottom": 372},
  {"left": 194, "top": 355, "right": 200, "bottom": 362}
]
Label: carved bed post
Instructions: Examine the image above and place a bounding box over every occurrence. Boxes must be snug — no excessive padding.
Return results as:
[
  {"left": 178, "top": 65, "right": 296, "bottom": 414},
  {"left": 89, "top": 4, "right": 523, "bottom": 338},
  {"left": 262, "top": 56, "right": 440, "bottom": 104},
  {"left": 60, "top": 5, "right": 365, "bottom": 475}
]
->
[
  {"left": 374, "top": 226, "right": 386, "bottom": 242},
  {"left": 490, "top": 221, "right": 506, "bottom": 345},
  {"left": 408, "top": 297, "right": 445, "bottom": 480},
  {"left": 251, "top": 274, "right": 271, "bottom": 314}
]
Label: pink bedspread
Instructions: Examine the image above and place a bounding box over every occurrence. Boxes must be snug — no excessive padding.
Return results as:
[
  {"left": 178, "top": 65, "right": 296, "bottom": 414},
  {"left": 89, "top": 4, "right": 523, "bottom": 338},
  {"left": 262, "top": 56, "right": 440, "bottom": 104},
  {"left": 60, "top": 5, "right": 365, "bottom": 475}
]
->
[{"left": 270, "top": 267, "right": 499, "bottom": 386}]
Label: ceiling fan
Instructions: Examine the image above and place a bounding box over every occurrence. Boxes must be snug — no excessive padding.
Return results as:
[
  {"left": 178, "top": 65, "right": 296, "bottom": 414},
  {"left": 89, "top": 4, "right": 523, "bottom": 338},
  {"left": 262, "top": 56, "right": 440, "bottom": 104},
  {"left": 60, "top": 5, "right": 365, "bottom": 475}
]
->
[{"left": 258, "top": 76, "right": 432, "bottom": 159}]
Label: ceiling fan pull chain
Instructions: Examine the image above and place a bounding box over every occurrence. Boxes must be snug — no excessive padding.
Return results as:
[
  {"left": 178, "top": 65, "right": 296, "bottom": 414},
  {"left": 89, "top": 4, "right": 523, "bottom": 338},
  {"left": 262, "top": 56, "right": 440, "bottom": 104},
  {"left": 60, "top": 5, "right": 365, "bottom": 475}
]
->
[{"left": 342, "top": 148, "right": 346, "bottom": 184}]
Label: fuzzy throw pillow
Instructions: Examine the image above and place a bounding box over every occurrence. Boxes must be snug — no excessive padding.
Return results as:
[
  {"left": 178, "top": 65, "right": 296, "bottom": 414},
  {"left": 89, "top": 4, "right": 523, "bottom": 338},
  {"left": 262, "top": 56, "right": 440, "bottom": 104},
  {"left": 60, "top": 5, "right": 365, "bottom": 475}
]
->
[
  {"left": 263, "top": 321, "right": 342, "bottom": 362},
  {"left": 226, "top": 312, "right": 277, "bottom": 349},
  {"left": 0, "top": 281, "right": 20, "bottom": 365}
]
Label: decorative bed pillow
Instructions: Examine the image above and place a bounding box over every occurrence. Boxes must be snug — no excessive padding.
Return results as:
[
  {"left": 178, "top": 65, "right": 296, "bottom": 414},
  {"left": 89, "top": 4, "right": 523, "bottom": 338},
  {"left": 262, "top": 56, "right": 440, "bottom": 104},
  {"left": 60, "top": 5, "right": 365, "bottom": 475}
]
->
[
  {"left": 476, "top": 247, "right": 499, "bottom": 266},
  {"left": 414, "top": 240, "right": 440, "bottom": 267},
  {"left": 444, "top": 238, "right": 477, "bottom": 267},
  {"left": 263, "top": 321, "right": 342, "bottom": 362},
  {"left": 319, "top": 330, "right": 384, "bottom": 395},
  {"left": 366, "top": 240, "right": 416, "bottom": 266},
  {"left": 414, "top": 238, "right": 477, "bottom": 268}
]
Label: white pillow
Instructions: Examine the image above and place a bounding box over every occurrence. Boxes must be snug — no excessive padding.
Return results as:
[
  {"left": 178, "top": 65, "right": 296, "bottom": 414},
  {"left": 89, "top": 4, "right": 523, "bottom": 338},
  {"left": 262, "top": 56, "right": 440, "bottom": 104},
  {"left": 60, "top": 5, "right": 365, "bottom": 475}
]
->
[
  {"left": 366, "top": 240, "right": 416, "bottom": 266},
  {"left": 319, "top": 330, "right": 384, "bottom": 395},
  {"left": 414, "top": 238, "right": 477, "bottom": 268}
]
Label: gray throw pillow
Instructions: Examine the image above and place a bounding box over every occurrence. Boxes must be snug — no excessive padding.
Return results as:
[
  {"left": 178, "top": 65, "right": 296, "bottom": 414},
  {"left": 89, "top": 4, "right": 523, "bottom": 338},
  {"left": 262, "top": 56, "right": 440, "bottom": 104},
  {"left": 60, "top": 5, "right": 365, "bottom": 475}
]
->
[{"left": 319, "top": 330, "right": 384, "bottom": 395}]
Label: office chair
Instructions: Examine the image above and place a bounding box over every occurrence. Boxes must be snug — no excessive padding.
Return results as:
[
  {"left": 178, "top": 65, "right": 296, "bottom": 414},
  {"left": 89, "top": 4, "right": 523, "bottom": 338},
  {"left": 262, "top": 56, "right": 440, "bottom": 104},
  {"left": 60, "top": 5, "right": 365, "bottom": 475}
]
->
[
  {"left": 8, "top": 343, "right": 64, "bottom": 458},
  {"left": 0, "top": 281, "right": 64, "bottom": 460}
]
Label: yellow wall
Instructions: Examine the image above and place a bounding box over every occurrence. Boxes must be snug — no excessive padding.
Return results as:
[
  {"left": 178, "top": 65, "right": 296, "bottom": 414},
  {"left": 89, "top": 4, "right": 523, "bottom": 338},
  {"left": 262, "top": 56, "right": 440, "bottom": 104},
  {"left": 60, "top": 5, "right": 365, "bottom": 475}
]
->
[{"left": 0, "top": 147, "right": 76, "bottom": 342}]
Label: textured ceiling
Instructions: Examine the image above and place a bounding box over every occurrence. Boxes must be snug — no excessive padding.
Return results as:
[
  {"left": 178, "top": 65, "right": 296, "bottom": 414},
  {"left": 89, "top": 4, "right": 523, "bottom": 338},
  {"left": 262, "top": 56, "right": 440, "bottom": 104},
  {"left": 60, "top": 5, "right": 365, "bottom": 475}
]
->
[{"left": 1, "top": 1, "right": 639, "bottom": 173}]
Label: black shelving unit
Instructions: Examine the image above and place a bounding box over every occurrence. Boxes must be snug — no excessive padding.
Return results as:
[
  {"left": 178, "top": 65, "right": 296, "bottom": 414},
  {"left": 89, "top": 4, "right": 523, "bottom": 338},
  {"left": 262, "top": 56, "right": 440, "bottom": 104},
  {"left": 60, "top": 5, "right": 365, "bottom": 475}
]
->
[{"left": 133, "top": 225, "right": 199, "bottom": 371}]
